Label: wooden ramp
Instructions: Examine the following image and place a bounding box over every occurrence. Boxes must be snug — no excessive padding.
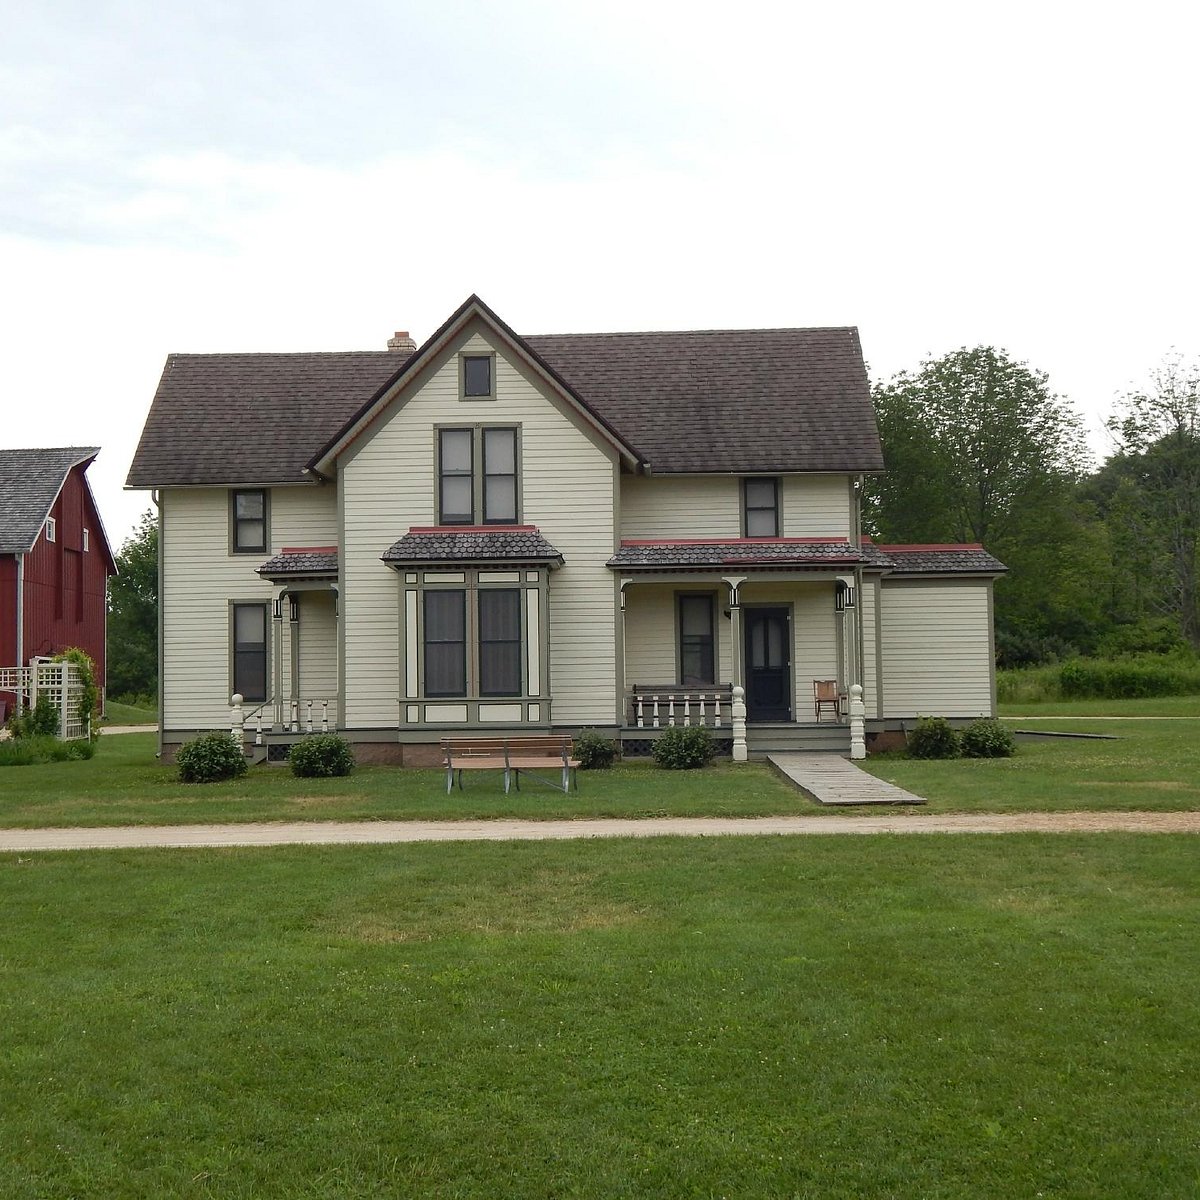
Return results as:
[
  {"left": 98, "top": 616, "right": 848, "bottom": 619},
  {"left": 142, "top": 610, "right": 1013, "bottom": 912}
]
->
[{"left": 768, "top": 753, "right": 926, "bottom": 806}]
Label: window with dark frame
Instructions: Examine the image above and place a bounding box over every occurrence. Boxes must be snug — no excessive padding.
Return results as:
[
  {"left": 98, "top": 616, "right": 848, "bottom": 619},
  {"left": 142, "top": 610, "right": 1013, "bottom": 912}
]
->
[
  {"left": 437, "top": 426, "right": 518, "bottom": 525},
  {"left": 463, "top": 355, "right": 492, "bottom": 397},
  {"left": 438, "top": 430, "right": 475, "bottom": 524},
  {"left": 743, "top": 478, "right": 780, "bottom": 537},
  {"left": 232, "top": 489, "right": 267, "bottom": 552},
  {"left": 233, "top": 603, "right": 268, "bottom": 701},
  {"left": 479, "top": 589, "right": 522, "bottom": 696},
  {"left": 678, "top": 594, "right": 716, "bottom": 685},
  {"left": 424, "top": 590, "right": 467, "bottom": 697}
]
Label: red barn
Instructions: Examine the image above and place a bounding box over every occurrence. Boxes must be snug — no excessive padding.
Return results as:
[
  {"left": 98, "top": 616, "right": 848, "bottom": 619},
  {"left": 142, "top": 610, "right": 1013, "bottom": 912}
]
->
[{"left": 0, "top": 448, "right": 117, "bottom": 716}]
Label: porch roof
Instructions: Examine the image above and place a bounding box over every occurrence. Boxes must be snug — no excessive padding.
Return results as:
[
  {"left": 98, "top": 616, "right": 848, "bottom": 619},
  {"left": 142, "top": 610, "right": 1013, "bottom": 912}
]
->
[
  {"left": 256, "top": 547, "right": 339, "bottom": 580},
  {"left": 382, "top": 526, "right": 564, "bottom": 568},
  {"left": 876, "top": 543, "right": 1007, "bottom": 574},
  {"left": 608, "top": 538, "right": 886, "bottom": 570}
]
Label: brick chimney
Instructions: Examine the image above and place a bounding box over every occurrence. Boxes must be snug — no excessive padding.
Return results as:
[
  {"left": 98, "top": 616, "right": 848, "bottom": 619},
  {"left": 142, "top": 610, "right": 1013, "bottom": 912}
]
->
[{"left": 387, "top": 330, "right": 417, "bottom": 353}]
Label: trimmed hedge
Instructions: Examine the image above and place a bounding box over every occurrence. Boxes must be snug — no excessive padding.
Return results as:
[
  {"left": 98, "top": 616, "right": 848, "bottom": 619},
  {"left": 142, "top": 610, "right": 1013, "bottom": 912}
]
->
[
  {"left": 653, "top": 725, "right": 715, "bottom": 770},
  {"left": 575, "top": 730, "right": 617, "bottom": 770},
  {"left": 177, "top": 732, "right": 248, "bottom": 783},
  {"left": 289, "top": 735, "right": 354, "bottom": 778}
]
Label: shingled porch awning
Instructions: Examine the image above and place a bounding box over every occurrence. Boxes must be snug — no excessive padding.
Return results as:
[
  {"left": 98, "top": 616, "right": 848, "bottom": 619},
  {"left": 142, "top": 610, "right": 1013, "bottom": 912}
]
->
[
  {"left": 256, "top": 548, "right": 339, "bottom": 580},
  {"left": 382, "top": 526, "right": 564, "bottom": 569}
]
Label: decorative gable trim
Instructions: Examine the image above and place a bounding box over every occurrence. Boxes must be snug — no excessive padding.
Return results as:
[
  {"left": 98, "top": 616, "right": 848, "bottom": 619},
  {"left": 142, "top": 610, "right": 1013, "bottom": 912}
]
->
[{"left": 307, "top": 295, "right": 643, "bottom": 477}]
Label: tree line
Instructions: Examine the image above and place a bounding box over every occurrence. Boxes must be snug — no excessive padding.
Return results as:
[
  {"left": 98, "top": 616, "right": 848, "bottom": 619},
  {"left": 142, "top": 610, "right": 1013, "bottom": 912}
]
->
[
  {"left": 865, "top": 347, "right": 1200, "bottom": 664},
  {"left": 105, "top": 347, "right": 1200, "bottom": 700}
]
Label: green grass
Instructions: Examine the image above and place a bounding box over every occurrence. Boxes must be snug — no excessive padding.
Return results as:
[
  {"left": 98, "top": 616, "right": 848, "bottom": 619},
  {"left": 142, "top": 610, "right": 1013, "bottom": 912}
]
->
[
  {"left": 100, "top": 699, "right": 157, "bottom": 725},
  {"left": 0, "top": 733, "right": 805, "bottom": 828},
  {"left": 860, "top": 717, "right": 1200, "bottom": 814},
  {"left": 2, "top": 836, "right": 1197, "bottom": 1197},
  {"left": 1000, "top": 694, "right": 1200, "bottom": 717}
]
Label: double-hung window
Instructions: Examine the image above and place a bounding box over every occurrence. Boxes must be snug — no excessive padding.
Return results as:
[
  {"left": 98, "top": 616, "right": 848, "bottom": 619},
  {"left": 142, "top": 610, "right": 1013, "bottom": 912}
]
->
[
  {"left": 232, "top": 603, "right": 268, "bottom": 701},
  {"left": 232, "top": 489, "right": 268, "bottom": 553},
  {"left": 742, "top": 478, "right": 780, "bottom": 537},
  {"left": 678, "top": 594, "right": 716, "bottom": 685},
  {"left": 421, "top": 584, "right": 523, "bottom": 698},
  {"left": 438, "top": 427, "right": 518, "bottom": 524}
]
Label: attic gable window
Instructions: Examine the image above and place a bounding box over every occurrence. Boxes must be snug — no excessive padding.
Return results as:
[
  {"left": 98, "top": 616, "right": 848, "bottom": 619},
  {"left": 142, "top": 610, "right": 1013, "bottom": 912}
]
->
[
  {"left": 231, "top": 489, "right": 268, "bottom": 554},
  {"left": 742, "top": 478, "right": 780, "bottom": 537},
  {"left": 45, "top": 516, "right": 56, "bottom": 543},
  {"left": 82, "top": 528, "right": 90, "bottom": 552},
  {"left": 461, "top": 353, "right": 494, "bottom": 399}
]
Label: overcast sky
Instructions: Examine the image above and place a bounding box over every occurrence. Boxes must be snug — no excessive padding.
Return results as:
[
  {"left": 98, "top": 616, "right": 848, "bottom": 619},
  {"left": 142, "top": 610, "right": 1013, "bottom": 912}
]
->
[{"left": 3, "top": 0, "right": 1198, "bottom": 548}]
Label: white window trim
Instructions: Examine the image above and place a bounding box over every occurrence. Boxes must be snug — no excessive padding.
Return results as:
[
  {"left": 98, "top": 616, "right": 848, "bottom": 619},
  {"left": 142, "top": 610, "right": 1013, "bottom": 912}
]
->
[{"left": 45, "top": 516, "right": 56, "bottom": 543}]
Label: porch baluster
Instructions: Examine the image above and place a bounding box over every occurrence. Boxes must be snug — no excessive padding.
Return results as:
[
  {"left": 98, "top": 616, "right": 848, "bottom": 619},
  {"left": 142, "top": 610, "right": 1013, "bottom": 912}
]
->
[
  {"left": 667, "top": 696, "right": 676, "bottom": 726},
  {"left": 635, "top": 694, "right": 645, "bottom": 728},
  {"left": 651, "top": 696, "right": 660, "bottom": 728},
  {"left": 321, "top": 701, "right": 329, "bottom": 733},
  {"left": 306, "top": 700, "right": 314, "bottom": 734},
  {"left": 255, "top": 710, "right": 264, "bottom": 746},
  {"left": 713, "top": 692, "right": 723, "bottom": 728},
  {"left": 290, "top": 700, "right": 298, "bottom": 733},
  {"left": 682, "top": 694, "right": 691, "bottom": 726}
]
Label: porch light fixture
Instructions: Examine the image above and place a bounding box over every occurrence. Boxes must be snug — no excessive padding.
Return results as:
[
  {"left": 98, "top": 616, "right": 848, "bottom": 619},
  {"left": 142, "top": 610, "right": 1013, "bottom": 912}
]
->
[{"left": 835, "top": 581, "right": 856, "bottom": 611}]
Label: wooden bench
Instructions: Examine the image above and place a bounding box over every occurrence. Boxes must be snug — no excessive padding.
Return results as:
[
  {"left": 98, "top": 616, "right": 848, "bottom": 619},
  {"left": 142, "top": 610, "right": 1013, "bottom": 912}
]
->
[{"left": 441, "top": 736, "right": 579, "bottom": 795}]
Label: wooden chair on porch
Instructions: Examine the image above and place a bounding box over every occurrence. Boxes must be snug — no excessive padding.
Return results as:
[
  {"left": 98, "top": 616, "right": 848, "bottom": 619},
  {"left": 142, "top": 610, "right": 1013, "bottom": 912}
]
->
[{"left": 813, "top": 679, "right": 840, "bottom": 722}]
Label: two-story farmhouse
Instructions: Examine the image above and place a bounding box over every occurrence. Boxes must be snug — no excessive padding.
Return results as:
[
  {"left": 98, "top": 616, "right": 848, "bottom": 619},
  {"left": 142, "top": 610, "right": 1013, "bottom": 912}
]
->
[
  {"left": 0, "top": 447, "right": 117, "bottom": 719},
  {"left": 127, "top": 295, "right": 1004, "bottom": 762}
]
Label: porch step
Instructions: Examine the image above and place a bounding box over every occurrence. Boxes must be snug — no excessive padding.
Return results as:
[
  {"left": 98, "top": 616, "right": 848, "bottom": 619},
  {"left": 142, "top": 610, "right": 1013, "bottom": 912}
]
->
[{"left": 747, "top": 722, "right": 850, "bottom": 756}]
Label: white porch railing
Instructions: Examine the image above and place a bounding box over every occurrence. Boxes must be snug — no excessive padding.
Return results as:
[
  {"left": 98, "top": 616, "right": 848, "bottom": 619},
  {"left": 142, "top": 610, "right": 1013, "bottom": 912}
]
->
[
  {"left": 626, "top": 684, "right": 733, "bottom": 729},
  {"left": 232, "top": 695, "right": 338, "bottom": 745}
]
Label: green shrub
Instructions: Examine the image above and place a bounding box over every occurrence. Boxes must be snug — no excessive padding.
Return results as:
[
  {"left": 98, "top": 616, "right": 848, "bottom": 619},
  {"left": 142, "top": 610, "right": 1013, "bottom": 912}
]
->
[
  {"left": 574, "top": 730, "right": 617, "bottom": 770},
  {"left": 289, "top": 734, "right": 354, "bottom": 778},
  {"left": 6, "top": 697, "right": 61, "bottom": 739},
  {"left": 177, "top": 732, "right": 248, "bottom": 783},
  {"left": 906, "top": 716, "right": 960, "bottom": 759},
  {"left": 960, "top": 718, "right": 1016, "bottom": 758},
  {"left": 1096, "top": 619, "right": 1193, "bottom": 659},
  {"left": 653, "top": 725, "right": 715, "bottom": 770},
  {"left": 0, "top": 735, "right": 95, "bottom": 766}
]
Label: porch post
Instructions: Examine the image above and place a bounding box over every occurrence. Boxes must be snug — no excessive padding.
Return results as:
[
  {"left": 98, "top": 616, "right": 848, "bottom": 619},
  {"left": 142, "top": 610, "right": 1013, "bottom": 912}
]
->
[
  {"left": 617, "top": 578, "right": 632, "bottom": 727},
  {"left": 722, "top": 576, "right": 748, "bottom": 762},
  {"left": 288, "top": 593, "right": 300, "bottom": 730},
  {"left": 272, "top": 594, "right": 285, "bottom": 729}
]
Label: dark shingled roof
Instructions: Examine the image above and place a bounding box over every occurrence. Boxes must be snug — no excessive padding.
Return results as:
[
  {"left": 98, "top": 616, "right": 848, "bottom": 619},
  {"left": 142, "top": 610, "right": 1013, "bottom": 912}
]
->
[
  {"left": 0, "top": 447, "right": 99, "bottom": 554},
  {"left": 382, "top": 527, "right": 563, "bottom": 567},
  {"left": 526, "top": 327, "right": 882, "bottom": 474},
  {"left": 127, "top": 314, "right": 884, "bottom": 486},
  {"left": 877, "top": 544, "right": 1007, "bottom": 575},
  {"left": 257, "top": 549, "right": 339, "bottom": 579},
  {"left": 128, "top": 353, "right": 404, "bottom": 487},
  {"left": 608, "top": 539, "right": 873, "bottom": 570}
]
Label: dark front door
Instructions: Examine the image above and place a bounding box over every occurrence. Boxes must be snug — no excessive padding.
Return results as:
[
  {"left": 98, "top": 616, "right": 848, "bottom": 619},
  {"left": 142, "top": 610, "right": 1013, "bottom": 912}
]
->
[{"left": 744, "top": 607, "right": 791, "bottom": 721}]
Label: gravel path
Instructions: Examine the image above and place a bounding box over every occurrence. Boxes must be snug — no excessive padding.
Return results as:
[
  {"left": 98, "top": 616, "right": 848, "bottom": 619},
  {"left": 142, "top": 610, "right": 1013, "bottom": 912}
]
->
[{"left": 2, "top": 810, "right": 1198, "bottom": 852}]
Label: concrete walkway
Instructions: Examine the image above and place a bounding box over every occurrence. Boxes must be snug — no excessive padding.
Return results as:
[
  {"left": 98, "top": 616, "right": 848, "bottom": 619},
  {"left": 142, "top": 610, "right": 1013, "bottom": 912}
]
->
[
  {"left": 2, "top": 811, "right": 1199, "bottom": 852},
  {"left": 768, "top": 753, "right": 926, "bottom": 805}
]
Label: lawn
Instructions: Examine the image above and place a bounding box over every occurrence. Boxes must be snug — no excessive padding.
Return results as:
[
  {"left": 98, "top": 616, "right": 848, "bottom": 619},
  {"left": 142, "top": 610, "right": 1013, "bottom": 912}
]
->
[
  {"left": 2, "top": 835, "right": 1196, "bottom": 1198},
  {"left": 859, "top": 717, "right": 1200, "bottom": 815},
  {"left": 0, "top": 732, "right": 806, "bottom": 828},
  {"left": 4, "top": 716, "right": 1200, "bottom": 827},
  {"left": 100, "top": 699, "right": 157, "bottom": 726},
  {"left": 1000, "top": 694, "right": 1200, "bottom": 717}
]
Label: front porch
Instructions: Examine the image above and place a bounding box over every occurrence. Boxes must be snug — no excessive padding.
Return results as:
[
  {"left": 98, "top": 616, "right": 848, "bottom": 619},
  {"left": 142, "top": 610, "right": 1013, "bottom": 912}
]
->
[{"left": 617, "top": 564, "right": 868, "bottom": 759}]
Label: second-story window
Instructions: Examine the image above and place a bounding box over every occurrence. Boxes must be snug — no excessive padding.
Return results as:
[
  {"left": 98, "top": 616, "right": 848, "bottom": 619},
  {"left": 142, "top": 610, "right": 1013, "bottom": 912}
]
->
[
  {"left": 438, "top": 427, "right": 519, "bottom": 525},
  {"left": 232, "top": 489, "right": 268, "bottom": 553},
  {"left": 743, "top": 478, "right": 780, "bottom": 537}
]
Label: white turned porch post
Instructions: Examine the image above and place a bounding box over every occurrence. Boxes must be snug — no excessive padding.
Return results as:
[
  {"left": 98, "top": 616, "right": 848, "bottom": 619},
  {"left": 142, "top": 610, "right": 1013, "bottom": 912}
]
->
[
  {"left": 722, "top": 576, "right": 748, "bottom": 762},
  {"left": 272, "top": 594, "right": 285, "bottom": 729},
  {"left": 230, "top": 693, "right": 245, "bottom": 746},
  {"left": 849, "top": 684, "right": 866, "bottom": 759}
]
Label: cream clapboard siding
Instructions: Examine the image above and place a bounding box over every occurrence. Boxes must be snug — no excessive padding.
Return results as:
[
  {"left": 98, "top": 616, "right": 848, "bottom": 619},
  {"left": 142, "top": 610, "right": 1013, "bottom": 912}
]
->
[
  {"left": 620, "top": 475, "right": 853, "bottom": 539},
  {"left": 295, "top": 590, "right": 338, "bottom": 701},
  {"left": 339, "top": 327, "right": 617, "bottom": 727},
  {"left": 621, "top": 477, "right": 740, "bottom": 538},
  {"left": 623, "top": 585, "right": 733, "bottom": 687},
  {"left": 161, "top": 484, "right": 338, "bottom": 729},
  {"left": 781, "top": 476, "right": 853, "bottom": 538},
  {"left": 880, "top": 580, "right": 994, "bottom": 716},
  {"left": 861, "top": 576, "right": 879, "bottom": 717}
]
